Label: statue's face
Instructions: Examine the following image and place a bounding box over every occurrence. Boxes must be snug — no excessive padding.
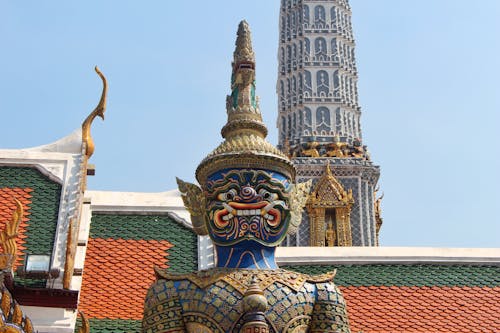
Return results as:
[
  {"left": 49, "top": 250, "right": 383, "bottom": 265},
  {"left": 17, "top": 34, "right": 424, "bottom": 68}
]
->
[{"left": 205, "top": 169, "right": 291, "bottom": 246}]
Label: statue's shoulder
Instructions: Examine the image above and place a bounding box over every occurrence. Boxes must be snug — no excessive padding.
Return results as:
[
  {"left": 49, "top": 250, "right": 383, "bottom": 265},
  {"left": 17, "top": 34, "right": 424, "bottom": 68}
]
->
[
  {"left": 279, "top": 268, "right": 337, "bottom": 284},
  {"left": 154, "top": 266, "right": 201, "bottom": 281},
  {"left": 153, "top": 267, "right": 229, "bottom": 289}
]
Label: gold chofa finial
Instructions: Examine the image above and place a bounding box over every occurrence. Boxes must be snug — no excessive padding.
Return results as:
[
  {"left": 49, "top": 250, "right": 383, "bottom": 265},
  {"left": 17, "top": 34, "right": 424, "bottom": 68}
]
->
[{"left": 82, "top": 66, "right": 107, "bottom": 158}]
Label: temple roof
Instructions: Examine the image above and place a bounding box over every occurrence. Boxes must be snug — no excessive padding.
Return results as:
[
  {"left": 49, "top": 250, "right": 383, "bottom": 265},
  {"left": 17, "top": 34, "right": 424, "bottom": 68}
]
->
[
  {"left": 286, "top": 264, "right": 499, "bottom": 333},
  {"left": 76, "top": 212, "right": 197, "bottom": 332}
]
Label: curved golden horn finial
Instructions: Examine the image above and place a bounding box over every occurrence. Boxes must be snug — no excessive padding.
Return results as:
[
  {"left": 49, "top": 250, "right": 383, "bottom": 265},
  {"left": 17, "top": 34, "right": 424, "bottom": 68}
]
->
[
  {"left": 82, "top": 66, "right": 107, "bottom": 158},
  {"left": 0, "top": 198, "right": 23, "bottom": 260},
  {"left": 76, "top": 311, "right": 90, "bottom": 333}
]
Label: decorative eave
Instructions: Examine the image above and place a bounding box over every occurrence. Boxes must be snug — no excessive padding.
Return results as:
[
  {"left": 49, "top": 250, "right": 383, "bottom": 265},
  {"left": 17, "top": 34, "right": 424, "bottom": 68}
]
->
[{"left": 11, "top": 284, "right": 79, "bottom": 309}]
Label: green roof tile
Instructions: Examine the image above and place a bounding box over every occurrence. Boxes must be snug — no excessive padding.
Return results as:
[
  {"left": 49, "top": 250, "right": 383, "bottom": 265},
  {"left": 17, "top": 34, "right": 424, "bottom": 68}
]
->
[
  {"left": 0, "top": 166, "right": 62, "bottom": 287},
  {"left": 284, "top": 264, "right": 500, "bottom": 287},
  {"left": 90, "top": 214, "right": 197, "bottom": 273},
  {"left": 75, "top": 318, "right": 141, "bottom": 333}
]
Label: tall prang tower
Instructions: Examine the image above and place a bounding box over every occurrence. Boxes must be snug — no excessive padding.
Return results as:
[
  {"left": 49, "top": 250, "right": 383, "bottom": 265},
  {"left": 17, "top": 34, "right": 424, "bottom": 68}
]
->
[{"left": 277, "top": 0, "right": 382, "bottom": 246}]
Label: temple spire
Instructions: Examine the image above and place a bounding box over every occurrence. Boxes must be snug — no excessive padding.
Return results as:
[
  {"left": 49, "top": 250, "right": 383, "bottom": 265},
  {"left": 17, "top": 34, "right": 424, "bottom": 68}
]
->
[
  {"left": 276, "top": 0, "right": 381, "bottom": 247},
  {"left": 222, "top": 20, "right": 267, "bottom": 140}
]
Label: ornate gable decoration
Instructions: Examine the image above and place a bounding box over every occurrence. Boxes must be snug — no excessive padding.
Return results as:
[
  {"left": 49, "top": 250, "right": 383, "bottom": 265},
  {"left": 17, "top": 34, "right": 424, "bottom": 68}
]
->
[
  {"left": 306, "top": 163, "right": 354, "bottom": 246},
  {"left": 308, "top": 162, "right": 353, "bottom": 208}
]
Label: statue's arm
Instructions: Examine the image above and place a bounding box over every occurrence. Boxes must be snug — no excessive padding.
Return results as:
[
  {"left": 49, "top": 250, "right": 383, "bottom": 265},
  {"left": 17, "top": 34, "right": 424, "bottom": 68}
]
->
[
  {"left": 142, "top": 280, "right": 186, "bottom": 333},
  {"left": 309, "top": 282, "right": 351, "bottom": 333}
]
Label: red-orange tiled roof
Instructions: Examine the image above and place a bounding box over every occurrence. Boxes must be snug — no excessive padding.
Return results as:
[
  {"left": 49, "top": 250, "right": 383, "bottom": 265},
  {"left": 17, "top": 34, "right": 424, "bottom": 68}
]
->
[
  {"left": 0, "top": 188, "right": 32, "bottom": 268},
  {"left": 342, "top": 285, "right": 500, "bottom": 333},
  {"left": 79, "top": 238, "right": 172, "bottom": 320}
]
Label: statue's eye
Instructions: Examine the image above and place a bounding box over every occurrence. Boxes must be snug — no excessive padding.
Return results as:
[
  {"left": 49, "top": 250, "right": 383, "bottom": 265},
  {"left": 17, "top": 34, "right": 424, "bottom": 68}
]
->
[
  {"left": 258, "top": 189, "right": 278, "bottom": 201},
  {"left": 217, "top": 189, "right": 237, "bottom": 201}
]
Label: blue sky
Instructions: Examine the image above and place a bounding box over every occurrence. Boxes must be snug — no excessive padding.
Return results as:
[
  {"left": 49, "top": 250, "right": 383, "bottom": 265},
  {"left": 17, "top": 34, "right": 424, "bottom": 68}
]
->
[{"left": 1, "top": 1, "right": 499, "bottom": 247}]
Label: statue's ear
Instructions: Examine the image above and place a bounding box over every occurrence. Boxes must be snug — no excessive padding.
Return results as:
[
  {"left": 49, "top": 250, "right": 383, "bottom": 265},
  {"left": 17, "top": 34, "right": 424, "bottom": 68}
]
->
[
  {"left": 287, "top": 180, "right": 312, "bottom": 235},
  {"left": 176, "top": 178, "right": 209, "bottom": 236}
]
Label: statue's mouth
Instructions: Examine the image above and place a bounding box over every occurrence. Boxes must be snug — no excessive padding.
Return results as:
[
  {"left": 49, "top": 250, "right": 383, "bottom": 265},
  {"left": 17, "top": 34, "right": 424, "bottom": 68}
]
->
[
  {"left": 214, "top": 200, "right": 285, "bottom": 229},
  {"left": 235, "top": 61, "right": 255, "bottom": 71}
]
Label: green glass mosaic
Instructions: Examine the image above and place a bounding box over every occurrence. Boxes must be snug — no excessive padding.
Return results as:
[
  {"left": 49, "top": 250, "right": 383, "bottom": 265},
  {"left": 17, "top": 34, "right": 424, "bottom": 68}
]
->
[
  {"left": 283, "top": 264, "right": 500, "bottom": 287},
  {"left": 90, "top": 214, "right": 197, "bottom": 273}
]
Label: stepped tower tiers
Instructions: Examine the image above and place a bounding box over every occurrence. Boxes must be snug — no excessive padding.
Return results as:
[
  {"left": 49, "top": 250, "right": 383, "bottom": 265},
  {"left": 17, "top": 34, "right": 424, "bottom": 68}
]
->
[{"left": 277, "top": 0, "right": 382, "bottom": 246}]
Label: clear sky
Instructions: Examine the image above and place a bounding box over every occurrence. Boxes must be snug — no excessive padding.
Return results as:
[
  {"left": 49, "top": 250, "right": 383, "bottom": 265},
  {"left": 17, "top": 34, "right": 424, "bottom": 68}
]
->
[{"left": 1, "top": 1, "right": 499, "bottom": 248}]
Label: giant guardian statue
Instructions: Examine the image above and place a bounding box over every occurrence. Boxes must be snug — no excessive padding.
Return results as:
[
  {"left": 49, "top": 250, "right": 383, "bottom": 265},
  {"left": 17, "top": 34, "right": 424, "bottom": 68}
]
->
[{"left": 142, "top": 21, "right": 351, "bottom": 333}]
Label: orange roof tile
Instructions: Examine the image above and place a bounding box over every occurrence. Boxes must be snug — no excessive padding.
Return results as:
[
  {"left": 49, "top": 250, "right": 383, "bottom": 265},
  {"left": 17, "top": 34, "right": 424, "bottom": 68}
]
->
[
  {"left": 79, "top": 238, "right": 173, "bottom": 320},
  {"left": 341, "top": 285, "right": 500, "bottom": 333},
  {"left": 0, "top": 188, "right": 33, "bottom": 268}
]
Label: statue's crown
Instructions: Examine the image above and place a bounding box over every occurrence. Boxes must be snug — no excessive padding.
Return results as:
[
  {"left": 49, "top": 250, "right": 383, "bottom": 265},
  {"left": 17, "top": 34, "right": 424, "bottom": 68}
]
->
[{"left": 196, "top": 21, "right": 295, "bottom": 185}]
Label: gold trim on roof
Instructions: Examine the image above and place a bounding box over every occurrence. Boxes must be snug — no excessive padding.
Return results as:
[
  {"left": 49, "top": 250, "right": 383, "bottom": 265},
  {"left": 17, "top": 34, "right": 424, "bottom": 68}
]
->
[
  {"left": 75, "top": 311, "right": 90, "bottom": 333},
  {"left": 0, "top": 198, "right": 23, "bottom": 270},
  {"left": 63, "top": 218, "right": 76, "bottom": 289}
]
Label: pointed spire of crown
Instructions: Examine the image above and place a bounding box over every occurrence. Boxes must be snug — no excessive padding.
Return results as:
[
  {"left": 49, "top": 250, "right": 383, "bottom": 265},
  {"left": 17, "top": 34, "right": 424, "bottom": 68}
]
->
[
  {"left": 221, "top": 20, "right": 267, "bottom": 140},
  {"left": 196, "top": 21, "right": 295, "bottom": 185},
  {"left": 233, "top": 20, "right": 255, "bottom": 66}
]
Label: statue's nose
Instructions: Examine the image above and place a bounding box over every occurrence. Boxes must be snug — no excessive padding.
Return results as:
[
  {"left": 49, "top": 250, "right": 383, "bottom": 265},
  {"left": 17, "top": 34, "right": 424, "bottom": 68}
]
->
[{"left": 240, "top": 186, "right": 257, "bottom": 201}]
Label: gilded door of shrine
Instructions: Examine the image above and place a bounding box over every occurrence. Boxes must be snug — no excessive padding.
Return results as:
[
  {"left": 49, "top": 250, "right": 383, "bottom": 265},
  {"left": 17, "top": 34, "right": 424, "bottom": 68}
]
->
[{"left": 306, "top": 164, "right": 354, "bottom": 247}]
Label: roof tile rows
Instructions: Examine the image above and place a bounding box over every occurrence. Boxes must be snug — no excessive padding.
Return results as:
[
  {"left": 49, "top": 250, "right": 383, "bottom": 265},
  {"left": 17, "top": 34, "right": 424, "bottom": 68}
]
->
[
  {"left": 78, "top": 213, "right": 198, "bottom": 330},
  {"left": 342, "top": 285, "right": 500, "bottom": 333},
  {"left": 0, "top": 167, "right": 62, "bottom": 288},
  {"left": 79, "top": 238, "right": 172, "bottom": 320}
]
